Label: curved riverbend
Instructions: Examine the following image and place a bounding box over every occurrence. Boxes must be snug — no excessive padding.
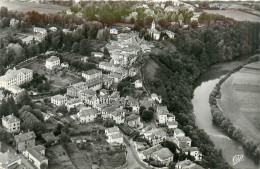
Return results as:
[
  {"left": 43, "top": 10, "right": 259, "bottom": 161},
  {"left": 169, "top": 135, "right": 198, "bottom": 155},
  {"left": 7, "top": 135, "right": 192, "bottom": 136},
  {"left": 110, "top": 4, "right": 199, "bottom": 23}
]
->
[{"left": 192, "top": 58, "right": 259, "bottom": 169}]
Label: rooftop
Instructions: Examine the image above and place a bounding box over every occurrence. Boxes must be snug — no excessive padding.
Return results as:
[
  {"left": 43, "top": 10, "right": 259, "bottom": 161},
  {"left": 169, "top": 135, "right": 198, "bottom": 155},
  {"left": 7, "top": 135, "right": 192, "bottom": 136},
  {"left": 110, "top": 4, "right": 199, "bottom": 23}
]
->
[
  {"left": 27, "top": 146, "right": 47, "bottom": 162},
  {"left": 182, "top": 147, "right": 199, "bottom": 153},
  {"left": 41, "top": 132, "right": 57, "bottom": 142},
  {"left": 51, "top": 94, "right": 67, "bottom": 100},
  {"left": 152, "top": 148, "right": 173, "bottom": 160},
  {"left": 106, "top": 126, "right": 120, "bottom": 134},
  {"left": 14, "top": 131, "right": 36, "bottom": 143},
  {"left": 46, "top": 56, "right": 59, "bottom": 62},
  {"left": 109, "top": 133, "right": 123, "bottom": 139},
  {"left": 0, "top": 151, "right": 21, "bottom": 167},
  {"left": 2, "top": 114, "right": 20, "bottom": 123},
  {"left": 78, "top": 109, "right": 98, "bottom": 117},
  {"left": 141, "top": 144, "right": 163, "bottom": 157},
  {"left": 83, "top": 69, "right": 102, "bottom": 75}
]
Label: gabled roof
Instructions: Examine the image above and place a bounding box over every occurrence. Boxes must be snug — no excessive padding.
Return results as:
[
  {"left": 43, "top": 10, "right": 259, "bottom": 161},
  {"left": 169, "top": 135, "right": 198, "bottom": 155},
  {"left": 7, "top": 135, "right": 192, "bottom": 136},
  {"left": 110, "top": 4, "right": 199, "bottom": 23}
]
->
[
  {"left": 27, "top": 147, "right": 47, "bottom": 162},
  {"left": 105, "top": 126, "right": 120, "bottom": 134},
  {"left": 0, "top": 151, "right": 21, "bottom": 167},
  {"left": 78, "top": 109, "right": 98, "bottom": 117},
  {"left": 46, "top": 56, "right": 59, "bottom": 62},
  {"left": 109, "top": 133, "right": 123, "bottom": 139},
  {"left": 51, "top": 94, "right": 67, "bottom": 100},
  {"left": 141, "top": 144, "right": 163, "bottom": 157},
  {"left": 41, "top": 132, "right": 57, "bottom": 142},
  {"left": 152, "top": 148, "right": 173, "bottom": 160},
  {"left": 14, "top": 131, "right": 36, "bottom": 143},
  {"left": 182, "top": 147, "right": 199, "bottom": 153},
  {"left": 83, "top": 69, "right": 102, "bottom": 75},
  {"left": 125, "top": 114, "right": 139, "bottom": 122},
  {"left": 2, "top": 114, "right": 20, "bottom": 123}
]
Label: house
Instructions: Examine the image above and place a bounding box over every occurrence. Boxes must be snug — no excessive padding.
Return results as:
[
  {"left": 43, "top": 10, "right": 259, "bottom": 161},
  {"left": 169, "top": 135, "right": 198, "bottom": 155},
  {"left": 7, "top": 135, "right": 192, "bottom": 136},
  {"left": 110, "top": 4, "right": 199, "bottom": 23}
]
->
[
  {"left": 151, "top": 148, "right": 174, "bottom": 165},
  {"left": 49, "top": 27, "right": 57, "bottom": 32},
  {"left": 77, "top": 108, "right": 98, "bottom": 123},
  {"left": 144, "top": 128, "right": 166, "bottom": 146},
  {"left": 125, "top": 114, "right": 142, "bottom": 128},
  {"left": 182, "top": 147, "right": 202, "bottom": 161},
  {"left": 99, "top": 62, "right": 119, "bottom": 72},
  {"left": 67, "top": 82, "right": 88, "bottom": 98},
  {"left": 0, "top": 151, "right": 22, "bottom": 169},
  {"left": 85, "top": 79, "right": 103, "bottom": 91},
  {"left": 124, "top": 96, "right": 140, "bottom": 112},
  {"left": 175, "top": 160, "right": 204, "bottom": 169},
  {"left": 9, "top": 18, "right": 19, "bottom": 28},
  {"left": 134, "top": 141, "right": 149, "bottom": 151},
  {"left": 0, "top": 68, "right": 33, "bottom": 89},
  {"left": 100, "top": 89, "right": 109, "bottom": 96},
  {"left": 33, "top": 27, "right": 47, "bottom": 35},
  {"left": 92, "top": 52, "right": 104, "bottom": 58},
  {"left": 41, "top": 112, "right": 50, "bottom": 121},
  {"left": 174, "top": 128, "right": 185, "bottom": 137},
  {"left": 41, "top": 132, "right": 58, "bottom": 144},
  {"left": 165, "top": 30, "right": 175, "bottom": 39},
  {"left": 82, "top": 69, "right": 102, "bottom": 81},
  {"left": 23, "top": 145, "right": 48, "bottom": 169},
  {"left": 45, "top": 56, "right": 60, "bottom": 70},
  {"left": 176, "top": 136, "right": 192, "bottom": 149},
  {"left": 105, "top": 126, "right": 120, "bottom": 136},
  {"left": 148, "top": 20, "right": 160, "bottom": 40},
  {"left": 110, "top": 28, "right": 118, "bottom": 35},
  {"left": 7, "top": 86, "right": 24, "bottom": 95},
  {"left": 139, "top": 144, "right": 163, "bottom": 160},
  {"left": 98, "top": 94, "right": 110, "bottom": 105},
  {"left": 2, "top": 114, "right": 20, "bottom": 133},
  {"left": 167, "top": 121, "right": 178, "bottom": 129},
  {"left": 107, "top": 133, "right": 123, "bottom": 144},
  {"left": 134, "top": 80, "right": 143, "bottom": 88},
  {"left": 101, "top": 106, "right": 125, "bottom": 124},
  {"left": 14, "top": 131, "right": 36, "bottom": 152},
  {"left": 139, "top": 97, "right": 154, "bottom": 109},
  {"left": 61, "top": 62, "right": 69, "bottom": 68},
  {"left": 151, "top": 93, "right": 162, "bottom": 103},
  {"left": 81, "top": 93, "right": 99, "bottom": 108},
  {"left": 51, "top": 95, "right": 67, "bottom": 106},
  {"left": 102, "top": 76, "right": 113, "bottom": 89},
  {"left": 106, "top": 73, "right": 122, "bottom": 84}
]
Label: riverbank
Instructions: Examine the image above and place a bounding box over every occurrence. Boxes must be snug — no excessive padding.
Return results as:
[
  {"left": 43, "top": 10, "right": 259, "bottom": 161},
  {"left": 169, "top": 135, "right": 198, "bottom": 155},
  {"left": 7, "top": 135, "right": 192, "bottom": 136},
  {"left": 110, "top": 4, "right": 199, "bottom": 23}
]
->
[{"left": 209, "top": 54, "right": 260, "bottom": 165}]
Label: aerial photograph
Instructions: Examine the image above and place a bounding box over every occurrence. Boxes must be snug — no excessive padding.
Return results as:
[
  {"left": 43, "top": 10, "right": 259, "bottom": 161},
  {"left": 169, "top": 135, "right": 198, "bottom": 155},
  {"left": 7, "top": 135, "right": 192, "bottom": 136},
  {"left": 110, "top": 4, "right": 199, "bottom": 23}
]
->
[{"left": 0, "top": 0, "right": 259, "bottom": 169}]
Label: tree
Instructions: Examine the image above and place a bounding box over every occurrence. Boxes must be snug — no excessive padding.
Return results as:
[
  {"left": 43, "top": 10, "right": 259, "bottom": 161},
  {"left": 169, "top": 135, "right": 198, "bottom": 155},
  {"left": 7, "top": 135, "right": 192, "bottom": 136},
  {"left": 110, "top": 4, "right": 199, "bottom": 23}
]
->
[
  {"left": 141, "top": 110, "right": 154, "bottom": 122},
  {"left": 79, "top": 39, "right": 92, "bottom": 55},
  {"left": 40, "top": 162, "right": 48, "bottom": 169},
  {"left": 104, "top": 118, "right": 115, "bottom": 127},
  {"left": 1, "top": 7, "right": 8, "bottom": 19},
  {"left": 16, "top": 91, "right": 34, "bottom": 108},
  {"left": 1, "top": 17, "right": 10, "bottom": 28},
  {"left": 56, "top": 105, "right": 68, "bottom": 115}
]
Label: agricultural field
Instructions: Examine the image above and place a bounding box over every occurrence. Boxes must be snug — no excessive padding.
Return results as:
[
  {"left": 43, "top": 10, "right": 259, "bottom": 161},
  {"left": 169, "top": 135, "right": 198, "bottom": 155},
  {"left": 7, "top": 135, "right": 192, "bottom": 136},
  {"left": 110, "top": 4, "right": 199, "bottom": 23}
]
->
[
  {"left": 204, "top": 9, "right": 260, "bottom": 22},
  {"left": 0, "top": 1, "right": 68, "bottom": 14},
  {"left": 218, "top": 61, "right": 260, "bottom": 143}
]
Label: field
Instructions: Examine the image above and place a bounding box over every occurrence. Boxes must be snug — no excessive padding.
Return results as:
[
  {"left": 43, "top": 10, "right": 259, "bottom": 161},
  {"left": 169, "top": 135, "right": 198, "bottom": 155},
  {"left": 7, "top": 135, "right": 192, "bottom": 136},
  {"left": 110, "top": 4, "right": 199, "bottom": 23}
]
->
[
  {"left": 204, "top": 9, "right": 260, "bottom": 22},
  {"left": 218, "top": 61, "right": 260, "bottom": 143},
  {"left": 0, "top": 1, "right": 68, "bottom": 14},
  {"left": 24, "top": 59, "right": 82, "bottom": 91}
]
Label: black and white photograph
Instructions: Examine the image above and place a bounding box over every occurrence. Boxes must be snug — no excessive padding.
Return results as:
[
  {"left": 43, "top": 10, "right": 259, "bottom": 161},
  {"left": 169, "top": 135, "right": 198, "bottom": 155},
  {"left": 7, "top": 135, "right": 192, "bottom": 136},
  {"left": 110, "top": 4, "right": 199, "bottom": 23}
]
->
[{"left": 0, "top": 0, "right": 259, "bottom": 168}]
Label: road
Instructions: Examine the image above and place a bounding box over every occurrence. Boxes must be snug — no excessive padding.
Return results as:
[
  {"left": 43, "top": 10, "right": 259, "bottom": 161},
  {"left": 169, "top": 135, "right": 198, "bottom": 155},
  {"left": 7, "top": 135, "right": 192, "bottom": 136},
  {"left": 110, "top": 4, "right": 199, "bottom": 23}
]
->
[{"left": 120, "top": 136, "right": 154, "bottom": 169}]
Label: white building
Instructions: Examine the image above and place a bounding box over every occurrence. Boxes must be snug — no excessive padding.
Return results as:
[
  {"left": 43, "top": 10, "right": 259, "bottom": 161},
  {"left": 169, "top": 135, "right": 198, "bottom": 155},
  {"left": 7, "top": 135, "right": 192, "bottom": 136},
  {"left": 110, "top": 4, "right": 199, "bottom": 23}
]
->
[
  {"left": 51, "top": 95, "right": 67, "bottom": 106},
  {"left": 33, "top": 27, "right": 47, "bottom": 35},
  {"left": 0, "top": 68, "right": 33, "bottom": 89},
  {"left": 151, "top": 148, "right": 174, "bottom": 165},
  {"left": 144, "top": 128, "right": 167, "bottom": 146},
  {"left": 82, "top": 69, "right": 102, "bottom": 81},
  {"left": 0, "top": 151, "right": 22, "bottom": 169},
  {"left": 174, "top": 128, "right": 185, "bottom": 138},
  {"left": 61, "top": 62, "right": 69, "bottom": 68},
  {"left": 92, "top": 52, "right": 104, "bottom": 58},
  {"left": 151, "top": 93, "right": 162, "bottom": 103},
  {"left": 45, "top": 56, "right": 60, "bottom": 70},
  {"left": 49, "top": 27, "right": 57, "bottom": 32},
  {"left": 105, "top": 126, "right": 123, "bottom": 144},
  {"left": 148, "top": 21, "right": 160, "bottom": 40},
  {"left": 23, "top": 145, "right": 48, "bottom": 169},
  {"left": 182, "top": 147, "right": 202, "bottom": 161},
  {"left": 77, "top": 108, "right": 98, "bottom": 123},
  {"left": 134, "top": 80, "right": 143, "bottom": 88},
  {"left": 110, "top": 28, "right": 118, "bottom": 35},
  {"left": 2, "top": 114, "right": 20, "bottom": 133}
]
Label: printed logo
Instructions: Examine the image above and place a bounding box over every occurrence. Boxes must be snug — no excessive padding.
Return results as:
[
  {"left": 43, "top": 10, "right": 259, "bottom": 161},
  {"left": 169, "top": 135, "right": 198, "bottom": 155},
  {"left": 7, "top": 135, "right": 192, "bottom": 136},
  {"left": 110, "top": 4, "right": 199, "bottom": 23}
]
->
[{"left": 232, "top": 155, "right": 244, "bottom": 165}]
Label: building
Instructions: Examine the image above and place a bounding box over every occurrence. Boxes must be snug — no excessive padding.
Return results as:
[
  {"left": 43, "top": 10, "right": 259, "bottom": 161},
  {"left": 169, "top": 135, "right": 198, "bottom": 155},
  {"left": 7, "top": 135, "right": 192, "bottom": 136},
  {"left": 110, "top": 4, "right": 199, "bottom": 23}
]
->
[
  {"left": 61, "top": 62, "right": 69, "bottom": 68},
  {"left": 176, "top": 136, "right": 192, "bottom": 149},
  {"left": 175, "top": 160, "right": 204, "bottom": 169},
  {"left": 174, "top": 128, "right": 185, "bottom": 137},
  {"left": 125, "top": 114, "right": 141, "bottom": 128},
  {"left": 85, "top": 79, "right": 103, "bottom": 91},
  {"left": 82, "top": 69, "right": 102, "bottom": 81},
  {"left": 91, "top": 52, "right": 104, "bottom": 58},
  {"left": 23, "top": 145, "right": 48, "bottom": 169},
  {"left": 33, "top": 27, "right": 47, "bottom": 35},
  {"left": 49, "top": 27, "right": 57, "bottom": 32},
  {"left": 0, "top": 151, "right": 22, "bottom": 169},
  {"left": 139, "top": 144, "right": 163, "bottom": 160},
  {"left": 134, "top": 80, "right": 143, "bottom": 88},
  {"left": 14, "top": 131, "right": 36, "bottom": 152},
  {"left": 2, "top": 114, "right": 20, "bottom": 133},
  {"left": 0, "top": 68, "right": 33, "bottom": 89},
  {"left": 151, "top": 93, "right": 162, "bottom": 103},
  {"left": 77, "top": 108, "right": 98, "bottom": 123},
  {"left": 101, "top": 106, "right": 125, "bottom": 124},
  {"left": 148, "top": 21, "right": 160, "bottom": 40},
  {"left": 67, "top": 82, "right": 88, "bottom": 98},
  {"left": 110, "top": 28, "right": 119, "bottom": 35},
  {"left": 182, "top": 147, "right": 202, "bottom": 161},
  {"left": 144, "top": 128, "right": 166, "bottom": 146},
  {"left": 168, "top": 121, "right": 178, "bottom": 129},
  {"left": 42, "top": 112, "right": 50, "bottom": 121},
  {"left": 51, "top": 95, "right": 67, "bottom": 106},
  {"left": 129, "top": 67, "right": 138, "bottom": 77},
  {"left": 151, "top": 148, "right": 174, "bottom": 165},
  {"left": 157, "top": 108, "right": 175, "bottom": 125},
  {"left": 99, "top": 62, "right": 119, "bottom": 72},
  {"left": 105, "top": 126, "right": 123, "bottom": 144},
  {"left": 66, "top": 98, "right": 83, "bottom": 110},
  {"left": 45, "top": 56, "right": 60, "bottom": 70}
]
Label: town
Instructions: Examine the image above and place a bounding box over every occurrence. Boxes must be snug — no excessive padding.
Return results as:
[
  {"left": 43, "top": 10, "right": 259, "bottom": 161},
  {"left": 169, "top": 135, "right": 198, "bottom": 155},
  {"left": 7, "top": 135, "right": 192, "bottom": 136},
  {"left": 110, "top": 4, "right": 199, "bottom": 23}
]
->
[{"left": 0, "top": 0, "right": 259, "bottom": 169}]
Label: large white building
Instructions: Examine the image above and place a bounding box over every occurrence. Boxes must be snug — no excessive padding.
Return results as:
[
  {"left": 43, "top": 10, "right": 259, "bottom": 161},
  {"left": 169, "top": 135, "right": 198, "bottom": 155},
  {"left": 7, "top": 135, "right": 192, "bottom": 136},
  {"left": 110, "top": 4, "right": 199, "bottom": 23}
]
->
[
  {"left": 51, "top": 95, "right": 67, "bottom": 106},
  {"left": 2, "top": 114, "right": 20, "bottom": 133},
  {"left": 77, "top": 108, "right": 98, "bottom": 123},
  {"left": 23, "top": 145, "right": 48, "bottom": 169},
  {"left": 82, "top": 69, "right": 102, "bottom": 81},
  {"left": 105, "top": 126, "right": 123, "bottom": 144},
  {"left": 0, "top": 68, "right": 33, "bottom": 89},
  {"left": 45, "top": 56, "right": 60, "bottom": 70}
]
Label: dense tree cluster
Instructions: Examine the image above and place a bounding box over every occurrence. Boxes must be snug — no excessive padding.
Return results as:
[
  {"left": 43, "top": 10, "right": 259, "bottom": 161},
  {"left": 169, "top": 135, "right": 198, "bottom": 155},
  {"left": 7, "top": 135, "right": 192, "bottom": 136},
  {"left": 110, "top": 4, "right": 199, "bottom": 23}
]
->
[{"left": 143, "top": 16, "right": 259, "bottom": 168}]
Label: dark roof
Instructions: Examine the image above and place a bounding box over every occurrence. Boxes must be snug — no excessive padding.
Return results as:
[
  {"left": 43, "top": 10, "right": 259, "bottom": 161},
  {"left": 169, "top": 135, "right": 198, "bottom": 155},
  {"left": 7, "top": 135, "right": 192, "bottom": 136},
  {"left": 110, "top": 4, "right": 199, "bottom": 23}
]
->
[{"left": 14, "top": 131, "right": 36, "bottom": 143}]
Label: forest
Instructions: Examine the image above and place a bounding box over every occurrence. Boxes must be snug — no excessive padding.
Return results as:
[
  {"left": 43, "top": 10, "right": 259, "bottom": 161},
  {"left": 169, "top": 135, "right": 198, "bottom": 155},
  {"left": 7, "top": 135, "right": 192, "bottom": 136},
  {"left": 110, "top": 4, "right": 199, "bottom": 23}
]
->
[{"left": 142, "top": 18, "right": 260, "bottom": 168}]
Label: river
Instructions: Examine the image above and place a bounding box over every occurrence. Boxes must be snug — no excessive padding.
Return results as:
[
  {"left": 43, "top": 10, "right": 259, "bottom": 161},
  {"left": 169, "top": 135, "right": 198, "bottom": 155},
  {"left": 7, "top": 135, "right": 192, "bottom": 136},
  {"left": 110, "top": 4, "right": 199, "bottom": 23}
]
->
[{"left": 192, "top": 57, "right": 260, "bottom": 169}]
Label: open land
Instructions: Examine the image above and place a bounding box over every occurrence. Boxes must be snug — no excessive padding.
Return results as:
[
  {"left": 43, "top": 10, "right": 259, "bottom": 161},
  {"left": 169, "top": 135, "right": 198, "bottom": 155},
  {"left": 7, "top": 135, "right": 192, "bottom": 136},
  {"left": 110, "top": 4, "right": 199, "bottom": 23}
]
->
[
  {"left": 0, "top": 1, "right": 68, "bottom": 14},
  {"left": 204, "top": 9, "right": 260, "bottom": 22},
  {"left": 218, "top": 61, "right": 260, "bottom": 142}
]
